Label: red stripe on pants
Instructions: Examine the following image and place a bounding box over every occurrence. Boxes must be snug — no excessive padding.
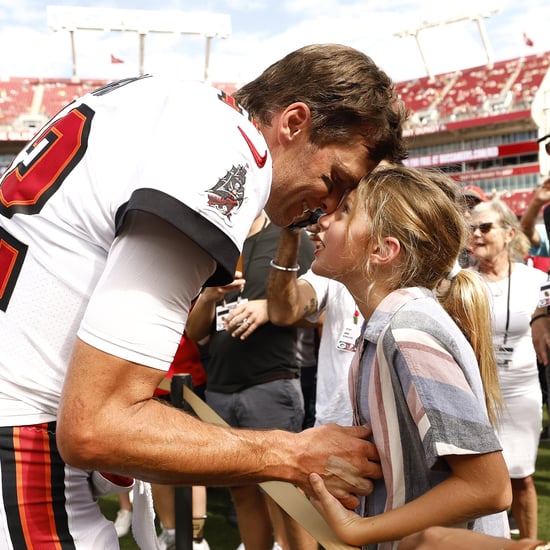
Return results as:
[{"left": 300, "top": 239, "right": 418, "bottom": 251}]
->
[{"left": 14, "top": 424, "right": 63, "bottom": 550}]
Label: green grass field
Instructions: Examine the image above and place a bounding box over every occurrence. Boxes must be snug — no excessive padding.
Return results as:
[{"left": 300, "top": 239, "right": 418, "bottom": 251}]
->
[
  {"left": 100, "top": 437, "right": 550, "bottom": 549},
  {"left": 100, "top": 486, "right": 240, "bottom": 550},
  {"left": 536, "top": 438, "right": 550, "bottom": 539}
]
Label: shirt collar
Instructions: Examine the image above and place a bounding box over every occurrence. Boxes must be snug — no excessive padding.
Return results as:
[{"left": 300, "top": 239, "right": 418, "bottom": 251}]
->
[{"left": 362, "top": 287, "right": 434, "bottom": 343}]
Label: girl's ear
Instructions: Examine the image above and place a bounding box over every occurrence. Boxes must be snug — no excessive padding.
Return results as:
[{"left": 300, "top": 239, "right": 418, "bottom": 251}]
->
[{"left": 371, "top": 237, "right": 400, "bottom": 265}]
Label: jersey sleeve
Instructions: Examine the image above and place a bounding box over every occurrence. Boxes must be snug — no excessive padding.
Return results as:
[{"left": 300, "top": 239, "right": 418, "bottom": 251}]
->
[
  {"left": 91, "top": 79, "right": 272, "bottom": 287},
  {"left": 78, "top": 211, "right": 216, "bottom": 371},
  {"left": 67, "top": 81, "right": 272, "bottom": 285}
]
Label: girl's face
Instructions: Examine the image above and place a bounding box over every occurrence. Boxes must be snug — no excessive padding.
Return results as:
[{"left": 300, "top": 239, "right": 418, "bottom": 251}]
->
[{"left": 311, "top": 190, "right": 367, "bottom": 284}]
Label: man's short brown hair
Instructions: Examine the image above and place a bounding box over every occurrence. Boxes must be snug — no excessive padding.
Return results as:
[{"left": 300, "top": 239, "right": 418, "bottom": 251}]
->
[{"left": 234, "top": 43, "right": 408, "bottom": 164}]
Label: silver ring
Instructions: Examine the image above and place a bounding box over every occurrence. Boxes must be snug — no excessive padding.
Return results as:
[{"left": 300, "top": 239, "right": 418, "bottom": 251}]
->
[{"left": 243, "top": 318, "right": 249, "bottom": 324}]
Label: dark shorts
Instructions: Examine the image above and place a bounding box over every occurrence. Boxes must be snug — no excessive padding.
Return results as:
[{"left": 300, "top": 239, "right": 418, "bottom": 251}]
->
[{"left": 205, "top": 378, "right": 304, "bottom": 432}]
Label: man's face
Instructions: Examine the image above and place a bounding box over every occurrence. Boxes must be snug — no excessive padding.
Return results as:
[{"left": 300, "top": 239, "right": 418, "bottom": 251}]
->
[{"left": 265, "top": 134, "right": 376, "bottom": 227}]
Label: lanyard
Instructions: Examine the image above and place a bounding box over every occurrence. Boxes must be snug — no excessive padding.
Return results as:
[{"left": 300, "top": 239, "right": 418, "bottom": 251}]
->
[{"left": 502, "top": 261, "right": 512, "bottom": 346}]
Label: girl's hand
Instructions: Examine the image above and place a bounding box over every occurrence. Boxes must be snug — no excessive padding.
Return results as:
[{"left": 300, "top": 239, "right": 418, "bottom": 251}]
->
[{"left": 309, "top": 472, "right": 364, "bottom": 547}]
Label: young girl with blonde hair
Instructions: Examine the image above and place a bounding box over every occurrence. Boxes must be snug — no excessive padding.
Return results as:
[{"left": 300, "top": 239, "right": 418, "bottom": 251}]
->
[{"left": 308, "top": 166, "right": 511, "bottom": 549}]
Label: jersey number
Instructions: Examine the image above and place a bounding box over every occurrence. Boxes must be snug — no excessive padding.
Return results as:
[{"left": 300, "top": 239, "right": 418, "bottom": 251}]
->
[{"left": 0, "top": 104, "right": 94, "bottom": 310}]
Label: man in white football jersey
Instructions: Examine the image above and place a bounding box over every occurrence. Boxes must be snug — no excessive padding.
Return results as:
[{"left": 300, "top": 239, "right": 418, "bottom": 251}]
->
[{"left": 0, "top": 43, "right": 406, "bottom": 548}]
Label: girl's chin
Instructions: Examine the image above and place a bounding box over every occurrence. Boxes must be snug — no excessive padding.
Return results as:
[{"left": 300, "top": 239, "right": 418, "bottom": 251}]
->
[
  {"left": 311, "top": 261, "right": 339, "bottom": 280},
  {"left": 310, "top": 260, "right": 324, "bottom": 277}
]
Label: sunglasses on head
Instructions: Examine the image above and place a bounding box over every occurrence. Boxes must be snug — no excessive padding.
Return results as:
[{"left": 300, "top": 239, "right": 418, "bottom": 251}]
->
[{"left": 470, "top": 222, "right": 494, "bottom": 234}]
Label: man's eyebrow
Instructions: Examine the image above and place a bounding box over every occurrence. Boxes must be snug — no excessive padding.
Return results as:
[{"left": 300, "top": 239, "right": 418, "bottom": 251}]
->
[{"left": 321, "top": 175, "right": 333, "bottom": 194}]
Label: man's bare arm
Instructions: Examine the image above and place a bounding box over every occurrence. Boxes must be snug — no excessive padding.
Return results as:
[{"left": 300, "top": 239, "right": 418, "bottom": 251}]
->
[
  {"left": 267, "top": 228, "right": 318, "bottom": 325},
  {"left": 57, "top": 339, "right": 381, "bottom": 508}
]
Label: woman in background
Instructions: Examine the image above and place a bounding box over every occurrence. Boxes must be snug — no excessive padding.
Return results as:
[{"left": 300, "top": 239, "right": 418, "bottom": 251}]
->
[{"left": 469, "top": 199, "right": 546, "bottom": 539}]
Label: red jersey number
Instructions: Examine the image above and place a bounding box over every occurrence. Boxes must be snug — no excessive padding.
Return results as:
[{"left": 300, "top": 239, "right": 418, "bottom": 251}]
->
[
  {"left": 0, "top": 104, "right": 94, "bottom": 310},
  {"left": 0, "top": 104, "right": 94, "bottom": 218},
  {"left": 0, "top": 228, "right": 27, "bottom": 311}
]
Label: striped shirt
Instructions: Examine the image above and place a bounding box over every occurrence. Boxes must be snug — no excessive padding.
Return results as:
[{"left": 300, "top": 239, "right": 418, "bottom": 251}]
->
[{"left": 349, "top": 287, "right": 508, "bottom": 550}]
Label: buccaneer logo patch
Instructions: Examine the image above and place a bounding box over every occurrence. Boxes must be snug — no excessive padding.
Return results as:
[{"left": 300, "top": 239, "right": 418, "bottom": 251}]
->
[{"left": 204, "top": 164, "right": 247, "bottom": 224}]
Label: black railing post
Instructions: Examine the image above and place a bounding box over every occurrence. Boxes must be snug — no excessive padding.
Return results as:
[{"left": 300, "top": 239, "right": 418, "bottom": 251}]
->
[{"left": 170, "top": 373, "right": 194, "bottom": 550}]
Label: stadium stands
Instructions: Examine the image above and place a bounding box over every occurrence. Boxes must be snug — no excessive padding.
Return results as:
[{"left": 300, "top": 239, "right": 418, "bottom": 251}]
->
[
  {"left": 1, "top": 53, "right": 549, "bottom": 214},
  {"left": 0, "top": 77, "right": 97, "bottom": 130},
  {"left": 1, "top": 53, "right": 548, "bottom": 132},
  {"left": 0, "top": 77, "right": 242, "bottom": 132},
  {"left": 395, "top": 51, "right": 549, "bottom": 125},
  {"left": 0, "top": 78, "right": 35, "bottom": 127}
]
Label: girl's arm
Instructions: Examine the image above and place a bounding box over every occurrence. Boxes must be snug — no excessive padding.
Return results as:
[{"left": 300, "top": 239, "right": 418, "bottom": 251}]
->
[
  {"left": 309, "top": 450, "right": 511, "bottom": 547},
  {"left": 399, "top": 526, "right": 548, "bottom": 550}
]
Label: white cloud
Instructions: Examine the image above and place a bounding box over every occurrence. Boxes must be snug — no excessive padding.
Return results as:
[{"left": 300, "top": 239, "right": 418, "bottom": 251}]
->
[{"left": 0, "top": 0, "right": 549, "bottom": 84}]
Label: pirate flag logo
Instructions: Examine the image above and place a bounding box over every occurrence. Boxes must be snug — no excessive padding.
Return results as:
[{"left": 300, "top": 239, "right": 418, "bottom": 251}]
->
[{"left": 204, "top": 164, "right": 247, "bottom": 224}]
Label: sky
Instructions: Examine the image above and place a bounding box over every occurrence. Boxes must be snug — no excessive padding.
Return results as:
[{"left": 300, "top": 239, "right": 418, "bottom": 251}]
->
[{"left": 0, "top": 0, "right": 549, "bottom": 85}]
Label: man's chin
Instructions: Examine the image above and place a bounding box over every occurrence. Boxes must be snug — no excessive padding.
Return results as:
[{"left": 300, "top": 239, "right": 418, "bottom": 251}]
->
[
  {"left": 266, "top": 213, "right": 292, "bottom": 228},
  {"left": 265, "top": 206, "right": 304, "bottom": 228}
]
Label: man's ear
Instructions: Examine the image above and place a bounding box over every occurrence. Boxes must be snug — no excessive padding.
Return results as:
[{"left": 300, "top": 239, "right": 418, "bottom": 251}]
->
[
  {"left": 371, "top": 237, "right": 400, "bottom": 265},
  {"left": 277, "top": 102, "right": 311, "bottom": 144}
]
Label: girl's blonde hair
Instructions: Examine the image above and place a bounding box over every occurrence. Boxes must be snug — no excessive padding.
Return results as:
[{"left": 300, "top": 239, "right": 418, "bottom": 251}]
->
[{"left": 351, "top": 166, "right": 502, "bottom": 425}]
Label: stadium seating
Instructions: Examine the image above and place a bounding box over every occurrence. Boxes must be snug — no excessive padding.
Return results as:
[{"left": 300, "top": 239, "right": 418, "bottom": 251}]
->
[
  {"left": 1, "top": 52, "right": 548, "bottom": 131},
  {"left": 40, "top": 79, "right": 103, "bottom": 119},
  {"left": 395, "top": 52, "right": 549, "bottom": 125},
  {"left": 0, "top": 78, "right": 35, "bottom": 127},
  {"left": 0, "top": 77, "right": 241, "bottom": 132}
]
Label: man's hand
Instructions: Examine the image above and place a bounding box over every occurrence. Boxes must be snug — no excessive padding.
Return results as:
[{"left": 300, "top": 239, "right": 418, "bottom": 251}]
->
[{"left": 293, "top": 424, "right": 380, "bottom": 510}]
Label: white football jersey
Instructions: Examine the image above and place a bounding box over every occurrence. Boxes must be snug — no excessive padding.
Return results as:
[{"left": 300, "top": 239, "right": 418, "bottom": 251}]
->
[{"left": 0, "top": 76, "right": 271, "bottom": 424}]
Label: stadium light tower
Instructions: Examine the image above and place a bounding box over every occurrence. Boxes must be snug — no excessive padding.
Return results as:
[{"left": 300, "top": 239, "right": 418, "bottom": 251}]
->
[
  {"left": 394, "top": 8, "right": 499, "bottom": 78},
  {"left": 46, "top": 5, "right": 231, "bottom": 81}
]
